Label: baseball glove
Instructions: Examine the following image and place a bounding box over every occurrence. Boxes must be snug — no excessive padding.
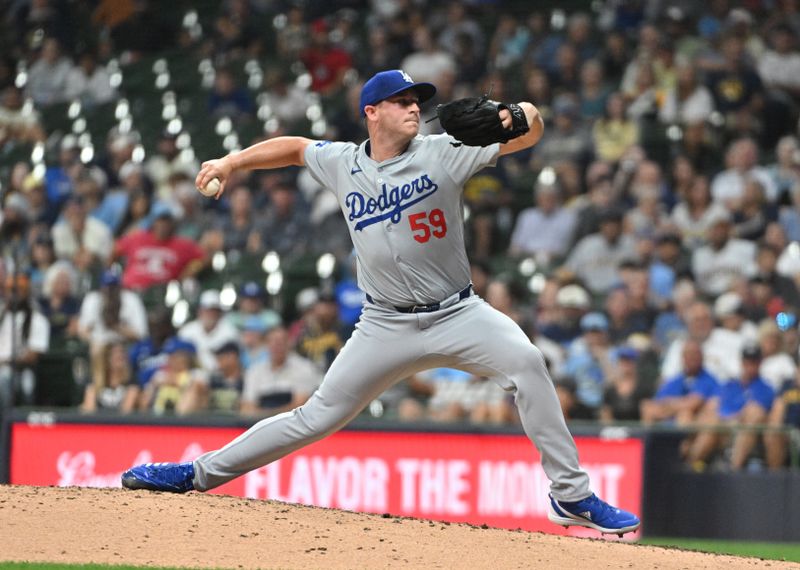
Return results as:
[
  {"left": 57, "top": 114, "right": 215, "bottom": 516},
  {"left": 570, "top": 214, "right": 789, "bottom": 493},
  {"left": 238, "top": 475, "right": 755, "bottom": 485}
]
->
[{"left": 435, "top": 96, "right": 529, "bottom": 147}]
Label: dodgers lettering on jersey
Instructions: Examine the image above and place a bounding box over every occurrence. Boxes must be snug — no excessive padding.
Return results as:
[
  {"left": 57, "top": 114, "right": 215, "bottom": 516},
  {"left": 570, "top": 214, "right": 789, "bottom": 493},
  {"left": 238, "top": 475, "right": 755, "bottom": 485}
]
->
[
  {"left": 346, "top": 174, "right": 439, "bottom": 231},
  {"left": 304, "top": 134, "right": 500, "bottom": 306}
]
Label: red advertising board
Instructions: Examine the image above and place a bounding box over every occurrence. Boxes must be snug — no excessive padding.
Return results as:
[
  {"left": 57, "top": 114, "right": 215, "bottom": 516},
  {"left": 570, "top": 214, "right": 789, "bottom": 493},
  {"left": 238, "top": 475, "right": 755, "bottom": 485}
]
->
[{"left": 10, "top": 422, "right": 642, "bottom": 538}]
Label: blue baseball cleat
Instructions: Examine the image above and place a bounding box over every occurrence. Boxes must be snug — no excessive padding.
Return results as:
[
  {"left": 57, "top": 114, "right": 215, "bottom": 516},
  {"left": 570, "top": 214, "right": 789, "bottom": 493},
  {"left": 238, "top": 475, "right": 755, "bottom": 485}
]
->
[
  {"left": 121, "top": 462, "right": 196, "bottom": 493},
  {"left": 548, "top": 493, "right": 640, "bottom": 537}
]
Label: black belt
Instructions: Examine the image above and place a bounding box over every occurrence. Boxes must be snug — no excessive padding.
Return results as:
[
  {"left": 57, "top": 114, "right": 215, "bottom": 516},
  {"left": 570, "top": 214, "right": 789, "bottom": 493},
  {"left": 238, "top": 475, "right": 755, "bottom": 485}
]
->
[{"left": 366, "top": 284, "right": 472, "bottom": 313}]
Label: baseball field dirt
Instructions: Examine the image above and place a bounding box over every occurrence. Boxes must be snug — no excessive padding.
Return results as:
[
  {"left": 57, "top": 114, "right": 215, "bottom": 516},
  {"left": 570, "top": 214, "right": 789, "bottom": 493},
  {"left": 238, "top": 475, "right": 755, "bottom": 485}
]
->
[{"left": 0, "top": 485, "right": 796, "bottom": 569}]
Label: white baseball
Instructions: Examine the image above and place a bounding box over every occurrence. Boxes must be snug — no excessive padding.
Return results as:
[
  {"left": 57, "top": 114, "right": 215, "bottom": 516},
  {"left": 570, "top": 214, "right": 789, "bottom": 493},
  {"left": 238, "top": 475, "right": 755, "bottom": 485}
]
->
[{"left": 198, "top": 177, "right": 221, "bottom": 197}]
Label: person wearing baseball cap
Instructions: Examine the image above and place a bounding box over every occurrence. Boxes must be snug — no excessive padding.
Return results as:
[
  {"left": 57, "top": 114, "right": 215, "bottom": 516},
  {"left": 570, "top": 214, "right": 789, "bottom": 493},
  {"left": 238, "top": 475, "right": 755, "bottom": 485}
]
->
[
  {"left": 225, "top": 280, "right": 282, "bottom": 335},
  {"left": 358, "top": 70, "right": 437, "bottom": 117}
]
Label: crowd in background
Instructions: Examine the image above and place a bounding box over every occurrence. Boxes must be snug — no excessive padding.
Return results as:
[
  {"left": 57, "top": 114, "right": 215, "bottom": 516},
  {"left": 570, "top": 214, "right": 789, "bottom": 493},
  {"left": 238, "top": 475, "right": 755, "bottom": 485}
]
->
[{"left": 2, "top": 0, "right": 800, "bottom": 472}]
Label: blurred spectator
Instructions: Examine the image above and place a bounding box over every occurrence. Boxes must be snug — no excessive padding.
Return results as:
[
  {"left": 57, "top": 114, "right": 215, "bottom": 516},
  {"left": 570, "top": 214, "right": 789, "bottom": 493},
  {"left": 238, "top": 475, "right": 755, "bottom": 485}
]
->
[
  {"left": 145, "top": 131, "right": 198, "bottom": 198},
  {"left": 300, "top": 18, "right": 353, "bottom": 97},
  {"left": 571, "top": 161, "right": 615, "bottom": 243},
  {"left": 592, "top": 91, "right": 639, "bottom": 164},
  {"left": 117, "top": 189, "right": 154, "bottom": 237},
  {"left": 39, "top": 260, "right": 80, "bottom": 344},
  {"left": 207, "top": 341, "right": 245, "bottom": 414},
  {"left": 686, "top": 344, "right": 775, "bottom": 471},
  {"left": 275, "top": 5, "right": 307, "bottom": 61},
  {"left": 401, "top": 25, "right": 457, "bottom": 86},
  {"left": 531, "top": 93, "right": 593, "bottom": 172},
  {"left": 670, "top": 174, "right": 729, "bottom": 250},
  {"left": 177, "top": 289, "right": 239, "bottom": 373},
  {"left": 292, "top": 290, "right": 344, "bottom": 373},
  {"left": 508, "top": 173, "right": 577, "bottom": 262},
  {"left": 21, "top": 171, "right": 58, "bottom": 227},
  {"left": 538, "top": 283, "right": 591, "bottom": 346},
  {"left": 64, "top": 50, "right": 116, "bottom": 106},
  {"left": 756, "top": 23, "right": 800, "bottom": 100},
  {"left": 25, "top": 37, "right": 72, "bottom": 107},
  {"left": 226, "top": 281, "right": 281, "bottom": 335},
  {"left": 129, "top": 306, "right": 174, "bottom": 392},
  {"left": 80, "top": 340, "right": 138, "bottom": 414},
  {"left": 52, "top": 196, "right": 114, "bottom": 274},
  {"left": 563, "top": 208, "right": 637, "bottom": 294},
  {"left": 258, "top": 67, "right": 315, "bottom": 128},
  {"left": 768, "top": 135, "right": 800, "bottom": 204},
  {"left": 731, "top": 178, "right": 775, "bottom": 241},
  {"left": 113, "top": 204, "right": 207, "bottom": 291},
  {"left": 487, "top": 14, "right": 530, "bottom": 71},
  {"left": 756, "top": 319, "right": 797, "bottom": 393},
  {"left": 640, "top": 339, "right": 720, "bottom": 425},
  {"left": 600, "top": 346, "right": 647, "bottom": 423},
  {"left": 202, "top": 186, "right": 263, "bottom": 254},
  {"left": 0, "top": 272, "right": 50, "bottom": 405},
  {"left": 557, "top": 312, "right": 615, "bottom": 420},
  {"left": 648, "top": 231, "right": 690, "bottom": 306},
  {"left": 424, "top": 367, "right": 512, "bottom": 424},
  {"left": 755, "top": 242, "right": 800, "bottom": 311},
  {"left": 258, "top": 181, "right": 310, "bottom": 259},
  {"left": 143, "top": 337, "right": 209, "bottom": 415},
  {"left": 437, "top": 2, "right": 485, "bottom": 61},
  {"left": 691, "top": 210, "right": 757, "bottom": 296},
  {"left": 29, "top": 231, "right": 57, "bottom": 295},
  {"left": 0, "top": 86, "right": 45, "bottom": 144},
  {"left": 578, "top": 59, "right": 611, "bottom": 121},
  {"left": 713, "top": 292, "right": 758, "bottom": 343},
  {"left": 208, "top": 68, "right": 254, "bottom": 121},
  {"left": 0, "top": 192, "right": 33, "bottom": 271},
  {"left": 239, "top": 315, "right": 270, "bottom": 371},
  {"left": 78, "top": 269, "right": 148, "bottom": 386},
  {"left": 605, "top": 286, "right": 647, "bottom": 344},
  {"left": 240, "top": 326, "right": 321, "bottom": 417},
  {"left": 661, "top": 300, "right": 742, "bottom": 383},
  {"left": 765, "top": 366, "right": 800, "bottom": 469},
  {"left": 658, "top": 59, "right": 714, "bottom": 125}
]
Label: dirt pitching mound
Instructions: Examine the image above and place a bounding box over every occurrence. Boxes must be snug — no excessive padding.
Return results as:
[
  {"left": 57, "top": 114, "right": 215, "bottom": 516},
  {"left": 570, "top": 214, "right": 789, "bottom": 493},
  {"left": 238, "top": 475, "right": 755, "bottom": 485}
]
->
[{"left": 0, "top": 485, "right": 794, "bottom": 569}]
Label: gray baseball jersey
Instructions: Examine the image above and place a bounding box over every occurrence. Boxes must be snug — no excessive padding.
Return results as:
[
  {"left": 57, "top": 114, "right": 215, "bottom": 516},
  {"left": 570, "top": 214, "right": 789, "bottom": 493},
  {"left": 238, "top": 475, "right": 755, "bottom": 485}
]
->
[
  {"left": 192, "top": 134, "right": 592, "bottom": 503},
  {"left": 303, "top": 135, "right": 497, "bottom": 306}
]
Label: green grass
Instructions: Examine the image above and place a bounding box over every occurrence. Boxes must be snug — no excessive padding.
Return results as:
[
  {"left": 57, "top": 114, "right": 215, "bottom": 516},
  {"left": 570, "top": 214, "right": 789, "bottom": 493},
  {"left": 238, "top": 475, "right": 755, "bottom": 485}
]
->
[
  {"left": 640, "top": 537, "right": 800, "bottom": 562},
  {"left": 0, "top": 565, "right": 209, "bottom": 570}
]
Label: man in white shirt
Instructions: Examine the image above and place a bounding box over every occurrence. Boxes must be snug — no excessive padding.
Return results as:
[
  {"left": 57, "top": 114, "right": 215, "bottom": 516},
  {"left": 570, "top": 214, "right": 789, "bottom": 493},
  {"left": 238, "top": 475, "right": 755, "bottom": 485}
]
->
[
  {"left": 711, "top": 138, "right": 778, "bottom": 205},
  {"left": 178, "top": 290, "right": 239, "bottom": 373},
  {"left": 52, "top": 196, "right": 114, "bottom": 270},
  {"left": 691, "top": 210, "right": 757, "bottom": 297},
  {"left": 757, "top": 24, "right": 800, "bottom": 99},
  {"left": 240, "top": 326, "right": 322, "bottom": 416}
]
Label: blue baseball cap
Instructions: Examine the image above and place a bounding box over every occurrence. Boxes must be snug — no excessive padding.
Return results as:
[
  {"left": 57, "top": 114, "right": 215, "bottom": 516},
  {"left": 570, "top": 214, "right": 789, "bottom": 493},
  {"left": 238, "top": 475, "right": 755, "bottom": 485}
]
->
[
  {"left": 100, "top": 269, "right": 121, "bottom": 287},
  {"left": 163, "top": 337, "right": 196, "bottom": 355},
  {"left": 580, "top": 312, "right": 609, "bottom": 332},
  {"left": 359, "top": 70, "right": 436, "bottom": 117}
]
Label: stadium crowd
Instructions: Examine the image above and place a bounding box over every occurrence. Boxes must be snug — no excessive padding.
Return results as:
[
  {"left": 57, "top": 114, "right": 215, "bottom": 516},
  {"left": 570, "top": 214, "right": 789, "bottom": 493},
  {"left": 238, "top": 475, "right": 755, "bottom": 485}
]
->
[{"left": 2, "top": 0, "right": 800, "bottom": 472}]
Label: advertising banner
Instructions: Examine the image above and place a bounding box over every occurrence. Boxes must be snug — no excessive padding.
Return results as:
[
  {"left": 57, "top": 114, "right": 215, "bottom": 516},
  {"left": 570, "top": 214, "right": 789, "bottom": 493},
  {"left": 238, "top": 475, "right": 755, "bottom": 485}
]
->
[{"left": 10, "top": 422, "right": 642, "bottom": 537}]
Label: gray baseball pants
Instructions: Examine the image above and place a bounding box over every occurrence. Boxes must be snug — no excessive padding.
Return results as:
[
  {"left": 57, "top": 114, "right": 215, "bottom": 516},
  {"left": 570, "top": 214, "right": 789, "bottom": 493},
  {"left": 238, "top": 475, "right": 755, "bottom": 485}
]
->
[{"left": 193, "top": 295, "right": 592, "bottom": 501}]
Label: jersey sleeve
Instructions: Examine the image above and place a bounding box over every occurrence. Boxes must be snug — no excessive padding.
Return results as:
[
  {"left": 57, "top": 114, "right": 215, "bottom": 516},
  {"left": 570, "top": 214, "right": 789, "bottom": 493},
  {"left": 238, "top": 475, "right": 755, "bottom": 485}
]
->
[
  {"left": 303, "top": 141, "right": 356, "bottom": 195},
  {"left": 425, "top": 134, "right": 500, "bottom": 186}
]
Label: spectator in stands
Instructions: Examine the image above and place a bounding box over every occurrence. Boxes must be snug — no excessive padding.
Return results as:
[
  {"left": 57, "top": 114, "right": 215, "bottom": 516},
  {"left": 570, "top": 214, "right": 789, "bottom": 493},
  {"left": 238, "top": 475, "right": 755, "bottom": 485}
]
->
[
  {"left": 557, "top": 312, "right": 615, "bottom": 420},
  {"left": 578, "top": 59, "right": 611, "bottom": 121},
  {"left": 208, "top": 67, "right": 254, "bottom": 121},
  {"left": 177, "top": 289, "right": 239, "bottom": 373},
  {"left": 686, "top": 345, "right": 775, "bottom": 471},
  {"left": 78, "top": 269, "right": 148, "bottom": 388},
  {"left": 39, "top": 260, "right": 80, "bottom": 344},
  {"left": 300, "top": 18, "right": 353, "bottom": 97},
  {"left": 80, "top": 340, "right": 138, "bottom": 414},
  {"left": 538, "top": 283, "right": 591, "bottom": 346},
  {"left": 640, "top": 340, "right": 720, "bottom": 425},
  {"left": 767, "top": 136, "right": 800, "bottom": 205},
  {"left": 145, "top": 131, "right": 198, "bottom": 199},
  {"left": 25, "top": 37, "right": 72, "bottom": 107},
  {"left": 661, "top": 300, "right": 743, "bottom": 384},
  {"left": 0, "top": 272, "right": 50, "bottom": 405},
  {"left": 600, "top": 346, "right": 646, "bottom": 423},
  {"left": 207, "top": 341, "right": 245, "bottom": 414},
  {"left": 757, "top": 23, "right": 800, "bottom": 101},
  {"left": 704, "top": 33, "right": 764, "bottom": 138},
  {"left": 571, "top": 161, "right": 615, "bottom": 243},
  {"left": 563, "top": 208, "right": 637, "bottom": 295},
  {"left": 202, "top": 185, "right": 263, "bottom": 254},
  {"left": 605, "top": 286, "right": 646, "bottom": 344},
  {"left": 129, "top": 306, "right": 173, "bottom": 393},
  {"left": 691, "top": 209, "right": 757, "bottom": 297},
  {"left": 0, "top": 192, "right": 33, "bottom": 270},
  {"left": 530, "top": 93, "right": 593, "bottom": 172},
  {"left": 765, "top": 365, "right": 800, "bottom": 469},
  {"left": 731, "top": 178, "right": 775, "bottom": 242},
  {"left": 592, "top": 91, "right": 639, "bottom": 164},
  {"left": 258, "top": 181, "right": 310, "bottom": 259},
  {"left": 64, "top": 50, "right": 116, "bottom": 107},
  {"left": 400, "top": 25, "right": 457, "bottom": 87},
  {"left": 670, "top": 174, "right": 730, "bottom": 250},
  {"left": 52, "top": 196, "right": 113, "bottom": 275},
  {"left": 711, "top": 137, "right": 777, "bottom": 207},
  {"left": 113, "top": 203, "right": 207, "bottom": 292},
  {"left": 143, "top": 337, "right": 209, "bottom": 415},
  {"left": 226, "top": 281, "right": 281, "bottom": 335},
  {"left": 756, "top": 319, "right": 797, "bottom": 393},
  {"left": 240, "top": 326, "right": 321, "bottom": 417},
  {"left": 21, "top": 171, "right": 58, "bottom": 227},
  {"left": 755, "top": 242, "right": 800, "bottom": 311},
  {"left": 258, "top": 67, "right": 314, "bottom": 128},
  {"left": 508, "top": 172, "right": 577, "bottom": 262},
  {"left": 648, "top": 231, "right": 690, "bottom": 307},
  {"left": 658, "top": 59, "right": 715, "bottom": 125},
  {"left": 292, "top": 290, "right": 344, "bottom": 373},
  {"left": 0, "top": 86, "right": 45, "bottom": 144},
  {"left": 713, "top": 292, "right": 758, "bottom": 343},
  {"left": 28, "top": 231, "right": 57, "bottom": 297}
]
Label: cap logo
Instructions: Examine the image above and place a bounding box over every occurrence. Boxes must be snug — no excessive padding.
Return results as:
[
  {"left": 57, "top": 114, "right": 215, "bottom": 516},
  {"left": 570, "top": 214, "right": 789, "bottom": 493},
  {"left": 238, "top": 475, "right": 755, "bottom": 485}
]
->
[{"left": 400, "top": 70, "right": 414, "bottom": 84}]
